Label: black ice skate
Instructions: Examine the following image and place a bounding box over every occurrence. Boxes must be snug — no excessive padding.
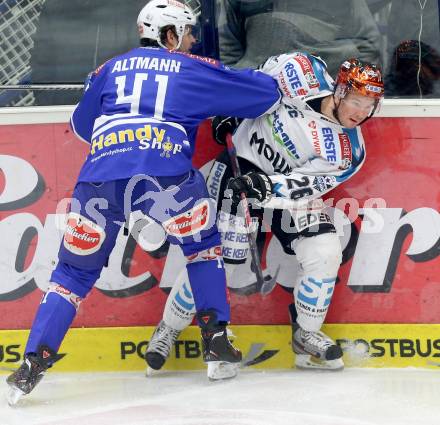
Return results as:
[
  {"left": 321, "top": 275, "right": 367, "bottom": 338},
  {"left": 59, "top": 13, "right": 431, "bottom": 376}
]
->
[
  {"left": 6, "top": 345, "right": 63, "bottom": 405},
  {"left": 196, "top": 310, "right": 242, "bottom": 380},
  {"left": 145, "top": 320, "right": 181, "bottom": 372},
  {"left": 289, "top": 303, "right": 344, "bottom": 371}
]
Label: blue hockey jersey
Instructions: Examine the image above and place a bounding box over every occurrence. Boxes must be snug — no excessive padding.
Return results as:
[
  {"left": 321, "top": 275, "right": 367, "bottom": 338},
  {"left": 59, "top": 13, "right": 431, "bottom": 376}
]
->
[{"left": 71, "top": 47, "right": 281, "bottom": 182}]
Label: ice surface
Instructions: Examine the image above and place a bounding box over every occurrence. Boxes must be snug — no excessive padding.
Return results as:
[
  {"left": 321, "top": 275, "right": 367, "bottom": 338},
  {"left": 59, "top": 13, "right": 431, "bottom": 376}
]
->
[{"left": 1, "top": 368, "right": 440, "bottom": 425}]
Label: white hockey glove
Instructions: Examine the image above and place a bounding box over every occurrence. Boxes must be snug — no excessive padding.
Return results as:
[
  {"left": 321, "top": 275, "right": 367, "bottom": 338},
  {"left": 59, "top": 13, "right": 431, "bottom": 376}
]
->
[{"left": 227, "top": 172, "right": 273, "bottom": 205}]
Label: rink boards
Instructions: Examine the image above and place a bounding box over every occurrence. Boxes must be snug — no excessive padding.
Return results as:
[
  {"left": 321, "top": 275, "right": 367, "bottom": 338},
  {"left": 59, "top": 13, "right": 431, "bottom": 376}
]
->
[
  {"left": 0, "top": 106, "right": 440, "bottom": 329},
  {"left": 2, "top": 324, "right": 440, "bottom": 372},
  {"left": 1, "top": 102, "right": 440, "bottom": 375}
]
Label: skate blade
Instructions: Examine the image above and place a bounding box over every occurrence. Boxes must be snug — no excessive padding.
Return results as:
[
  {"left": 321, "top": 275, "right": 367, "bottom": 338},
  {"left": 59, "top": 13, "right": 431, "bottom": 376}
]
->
[
  {"left": 145, "top": 366, "right": 163, "bottom": 377},
  {"left": 295, "top": 354, "right": 344, "bottom": 371},
  {"left": 6, "top": 386, "right": 25, "bottom": 406},
  {"left": 207, "top": 361, "right": 239, "bottom": 381}
]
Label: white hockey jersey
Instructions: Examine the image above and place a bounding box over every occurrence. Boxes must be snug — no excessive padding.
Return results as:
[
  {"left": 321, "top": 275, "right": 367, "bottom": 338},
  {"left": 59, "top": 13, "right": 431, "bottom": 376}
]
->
[{"left": 234, "top": 52, "right": 366, "bottom": 209}]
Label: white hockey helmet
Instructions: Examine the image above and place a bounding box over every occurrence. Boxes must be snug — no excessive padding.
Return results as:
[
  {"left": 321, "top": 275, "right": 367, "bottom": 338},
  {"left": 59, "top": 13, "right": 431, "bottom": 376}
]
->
[{"left": 137, "top": 0, "right": 200, "bottom": 49}]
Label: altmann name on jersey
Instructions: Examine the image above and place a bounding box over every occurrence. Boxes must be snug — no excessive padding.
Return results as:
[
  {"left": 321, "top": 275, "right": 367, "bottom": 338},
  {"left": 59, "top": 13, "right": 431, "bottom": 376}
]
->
[
  {"left": 90, "top": 124, "right": 182, "bottom": 157},
  {"left": 250, "top": 131, "right": 293, "bottom": 175},
  {"left": 111, "top": 57, "right": 181, "bottom": 73},
  {"left": 272, "top": 111, "right": 300, "bottom": 160}
]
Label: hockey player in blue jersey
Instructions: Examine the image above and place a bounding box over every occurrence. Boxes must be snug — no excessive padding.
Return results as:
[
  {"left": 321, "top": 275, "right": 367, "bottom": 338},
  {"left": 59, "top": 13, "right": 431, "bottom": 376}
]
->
[{"left": 6, "top": 0, "right": 282, "bottom": 404}]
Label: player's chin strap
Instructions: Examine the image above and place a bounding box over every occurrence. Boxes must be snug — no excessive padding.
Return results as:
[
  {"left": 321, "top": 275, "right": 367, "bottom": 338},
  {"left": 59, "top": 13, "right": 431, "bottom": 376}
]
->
[
  {"left": 158, "top": 39, "right": 183, "bottom": 51},
  {"left": 157, "top": 26, "right": 183, "bottom": 51}
]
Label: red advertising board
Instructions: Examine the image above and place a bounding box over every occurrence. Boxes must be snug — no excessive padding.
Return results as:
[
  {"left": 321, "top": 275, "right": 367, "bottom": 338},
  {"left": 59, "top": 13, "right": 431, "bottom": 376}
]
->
[{"left": 0, "top": 117, "right": 439, "bottom": 328}]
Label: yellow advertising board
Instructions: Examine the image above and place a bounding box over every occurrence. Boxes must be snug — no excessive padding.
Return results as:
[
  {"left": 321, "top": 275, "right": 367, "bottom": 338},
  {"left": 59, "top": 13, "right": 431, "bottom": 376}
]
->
[{"left": 1, "top": 324, "right": 440, "bottom": 373}]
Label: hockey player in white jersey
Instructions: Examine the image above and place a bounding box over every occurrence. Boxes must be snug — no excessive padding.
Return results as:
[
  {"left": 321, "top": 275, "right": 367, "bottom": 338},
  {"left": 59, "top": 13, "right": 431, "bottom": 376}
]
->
[{"left": 145, "top": 52, "right": 384, "bottom": 376}]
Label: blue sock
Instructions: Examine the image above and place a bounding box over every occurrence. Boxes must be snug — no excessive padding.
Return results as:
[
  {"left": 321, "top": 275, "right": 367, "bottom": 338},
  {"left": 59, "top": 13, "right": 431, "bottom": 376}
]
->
[
  {"left": 186, "top": 259, "right": 230, "bottom": 323},
  {"left": 25, "top": 292, "right": 76, "bottom": 354}
]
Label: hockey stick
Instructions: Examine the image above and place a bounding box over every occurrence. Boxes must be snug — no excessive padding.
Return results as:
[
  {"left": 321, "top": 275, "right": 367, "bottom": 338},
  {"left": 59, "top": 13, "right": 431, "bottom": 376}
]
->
[
  {"left": 225, "top": 133, "right": 279, "bottom": 295},
  {"left": 0, "top": 84, "right": 83, "bottom": 91}
]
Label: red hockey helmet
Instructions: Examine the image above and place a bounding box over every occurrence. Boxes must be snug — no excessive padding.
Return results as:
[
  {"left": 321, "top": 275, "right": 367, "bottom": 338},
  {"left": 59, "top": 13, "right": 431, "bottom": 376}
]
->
[{"left": 335, "top": 58, "right": 384, "bottom": 99}]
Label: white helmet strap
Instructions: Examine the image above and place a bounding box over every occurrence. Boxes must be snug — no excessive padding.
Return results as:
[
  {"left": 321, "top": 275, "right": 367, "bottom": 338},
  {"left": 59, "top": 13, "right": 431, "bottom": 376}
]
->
[{"left": 158, "top": 25, "right": 185, "bottom": 50}]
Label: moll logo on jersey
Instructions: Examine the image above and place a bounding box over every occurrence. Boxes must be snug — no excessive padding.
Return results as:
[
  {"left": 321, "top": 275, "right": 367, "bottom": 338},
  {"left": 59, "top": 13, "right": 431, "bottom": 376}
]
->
[
  {"left": 63, "top": 213, "right": 106, "bottom": 255},
  {"left": 249, "top": 131, "right": 293, "bottom": 175}
]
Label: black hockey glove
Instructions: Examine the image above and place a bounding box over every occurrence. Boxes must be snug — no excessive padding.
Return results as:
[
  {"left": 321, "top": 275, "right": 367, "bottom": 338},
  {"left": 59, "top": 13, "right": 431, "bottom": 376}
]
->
[
  {"left": 211, "top": 116, "right": 241, "bottom": 145},
  {"left": 227, "top": 172, "right": 273, "bottom": 205}
]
